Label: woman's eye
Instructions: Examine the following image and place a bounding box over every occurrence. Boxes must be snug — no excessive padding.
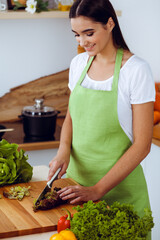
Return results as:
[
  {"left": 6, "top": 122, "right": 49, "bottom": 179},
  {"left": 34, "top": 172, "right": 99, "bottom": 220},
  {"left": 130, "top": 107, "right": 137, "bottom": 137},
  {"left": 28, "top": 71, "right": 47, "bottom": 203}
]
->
[{"left": 87, "top": 32, "right": 94, "bottom": 37}]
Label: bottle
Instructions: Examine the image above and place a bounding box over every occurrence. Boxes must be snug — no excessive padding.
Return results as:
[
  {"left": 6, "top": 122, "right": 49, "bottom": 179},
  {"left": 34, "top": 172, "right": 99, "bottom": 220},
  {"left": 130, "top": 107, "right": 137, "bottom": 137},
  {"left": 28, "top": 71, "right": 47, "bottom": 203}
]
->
[{"left": 58, "top": 0, "right": 73, "bottom": 11}]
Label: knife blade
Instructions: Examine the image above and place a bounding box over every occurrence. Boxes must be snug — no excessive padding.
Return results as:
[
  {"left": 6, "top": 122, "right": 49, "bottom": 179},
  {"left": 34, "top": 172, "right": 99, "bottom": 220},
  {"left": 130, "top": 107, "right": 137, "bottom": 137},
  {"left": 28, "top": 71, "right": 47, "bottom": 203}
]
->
[{"left": 34, "top": 168, "right": 61, "bottom": 206}]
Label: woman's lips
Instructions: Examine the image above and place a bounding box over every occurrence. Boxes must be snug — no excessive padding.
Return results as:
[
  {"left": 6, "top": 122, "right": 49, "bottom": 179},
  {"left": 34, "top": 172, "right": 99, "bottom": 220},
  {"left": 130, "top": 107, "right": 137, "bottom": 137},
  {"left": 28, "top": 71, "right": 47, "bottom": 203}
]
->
[{"left": 85, "top": 44, "right": 95, "bottom": 52}]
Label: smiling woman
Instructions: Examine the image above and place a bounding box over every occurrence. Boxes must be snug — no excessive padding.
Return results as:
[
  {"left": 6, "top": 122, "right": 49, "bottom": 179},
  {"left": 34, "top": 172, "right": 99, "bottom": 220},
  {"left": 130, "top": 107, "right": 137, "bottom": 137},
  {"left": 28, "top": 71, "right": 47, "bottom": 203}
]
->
[{"left": 48, "top": 1, "right": 155, "bottom": 239}]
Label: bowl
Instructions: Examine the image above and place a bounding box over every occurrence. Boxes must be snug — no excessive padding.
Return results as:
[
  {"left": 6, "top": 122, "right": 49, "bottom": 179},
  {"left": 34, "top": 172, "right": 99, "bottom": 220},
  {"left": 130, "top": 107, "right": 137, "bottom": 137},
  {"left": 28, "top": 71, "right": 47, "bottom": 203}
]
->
[{"left": 0, "top": 124, "right": 6, "bottom": 140}]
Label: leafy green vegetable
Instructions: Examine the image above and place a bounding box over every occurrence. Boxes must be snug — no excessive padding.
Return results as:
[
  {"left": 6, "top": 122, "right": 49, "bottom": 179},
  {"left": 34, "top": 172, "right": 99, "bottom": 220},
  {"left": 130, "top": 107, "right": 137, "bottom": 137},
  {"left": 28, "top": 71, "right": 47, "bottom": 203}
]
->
[
  {"left": 3, "top": 186, "right": 31, "bottom": 200},
  {"left": 0, "top": 139, "right": 33, "bottom": 186},
  {"left": 70, "top": 200, "right": 154, "bottom": 240},
  {"left": 36, "top": 0, "right": 48, "bottom": 13}
]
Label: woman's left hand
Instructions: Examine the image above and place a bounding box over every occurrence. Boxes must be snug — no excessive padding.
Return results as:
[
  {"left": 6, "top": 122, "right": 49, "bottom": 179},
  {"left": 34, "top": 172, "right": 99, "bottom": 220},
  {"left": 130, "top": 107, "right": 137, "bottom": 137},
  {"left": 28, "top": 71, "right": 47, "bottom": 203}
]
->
[{"left": 58, "top": 185, "right": 101, "bottom": 204}]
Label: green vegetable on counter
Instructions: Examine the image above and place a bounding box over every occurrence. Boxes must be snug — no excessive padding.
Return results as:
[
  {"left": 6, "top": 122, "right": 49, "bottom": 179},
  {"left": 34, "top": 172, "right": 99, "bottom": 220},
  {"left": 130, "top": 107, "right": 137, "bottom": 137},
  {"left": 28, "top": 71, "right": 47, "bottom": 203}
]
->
[
  {"left": 0, "top": 139, "right": 33, "bottom": 186},
  {"left": 3, "top": 186, "right": 31, "bottom": 201},
  {"left": 70, "top": 200, "right": 154, "bottom": 240}
]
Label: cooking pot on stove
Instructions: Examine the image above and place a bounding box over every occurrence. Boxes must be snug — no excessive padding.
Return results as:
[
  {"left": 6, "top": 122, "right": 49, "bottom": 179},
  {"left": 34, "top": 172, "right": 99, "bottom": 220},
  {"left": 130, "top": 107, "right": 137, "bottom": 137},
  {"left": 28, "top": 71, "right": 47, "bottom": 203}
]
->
[{"left": 19, "top": 99, "right": 60, "bottom": 139}]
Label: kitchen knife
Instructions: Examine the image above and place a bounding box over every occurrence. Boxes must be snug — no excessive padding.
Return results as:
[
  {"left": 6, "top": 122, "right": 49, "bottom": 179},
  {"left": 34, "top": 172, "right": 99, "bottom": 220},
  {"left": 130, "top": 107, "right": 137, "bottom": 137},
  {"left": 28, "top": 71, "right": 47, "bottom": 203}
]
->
[{"left": 34, "top": 168, "right": 61, "bottom": 206}]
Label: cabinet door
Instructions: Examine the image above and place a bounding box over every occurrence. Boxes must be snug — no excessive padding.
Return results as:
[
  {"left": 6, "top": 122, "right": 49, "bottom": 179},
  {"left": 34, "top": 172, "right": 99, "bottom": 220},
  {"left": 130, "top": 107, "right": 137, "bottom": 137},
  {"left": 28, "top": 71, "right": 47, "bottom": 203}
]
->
[{"left": 141, "top": 143, "right": 160, "bottom": 240}]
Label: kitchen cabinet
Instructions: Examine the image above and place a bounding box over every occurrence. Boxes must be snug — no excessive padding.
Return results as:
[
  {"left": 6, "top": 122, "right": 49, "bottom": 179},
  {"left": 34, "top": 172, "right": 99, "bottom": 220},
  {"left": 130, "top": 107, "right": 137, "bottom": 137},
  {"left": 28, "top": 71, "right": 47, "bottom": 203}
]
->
[{"left": 141, "top": 143, "right": 160, "bottom": 240}]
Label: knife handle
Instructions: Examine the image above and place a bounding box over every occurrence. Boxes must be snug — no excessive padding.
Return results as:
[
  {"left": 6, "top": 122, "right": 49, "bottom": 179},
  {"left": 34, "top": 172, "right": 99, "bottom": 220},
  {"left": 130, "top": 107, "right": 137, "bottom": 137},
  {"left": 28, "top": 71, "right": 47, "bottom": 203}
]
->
[{"left": 47, "top": 168, "right": 61, "bottom": 188}]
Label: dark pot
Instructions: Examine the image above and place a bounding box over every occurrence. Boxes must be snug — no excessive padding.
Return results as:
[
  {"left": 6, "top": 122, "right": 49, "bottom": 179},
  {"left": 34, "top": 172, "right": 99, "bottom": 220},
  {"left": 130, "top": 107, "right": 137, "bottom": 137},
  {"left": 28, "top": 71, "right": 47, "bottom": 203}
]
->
[
  {"left": 0, "top": 124, "right": 6, "bottom": 140},
  {"left": 19, "top": 99, "right": 60, "bottom": 139}
]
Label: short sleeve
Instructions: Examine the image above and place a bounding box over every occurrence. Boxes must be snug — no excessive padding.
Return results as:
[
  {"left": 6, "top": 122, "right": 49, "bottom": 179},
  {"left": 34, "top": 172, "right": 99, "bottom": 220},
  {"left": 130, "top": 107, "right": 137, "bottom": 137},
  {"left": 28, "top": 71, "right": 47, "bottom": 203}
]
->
[
  {"left": 130, "top": 62, "right": 155, "bottom": 104},
  {"left": 68, "top": 52, "right": 89, "bottom": 91},
  {"left": 68, "top": 60, "right": 75, "bottom": 91}
]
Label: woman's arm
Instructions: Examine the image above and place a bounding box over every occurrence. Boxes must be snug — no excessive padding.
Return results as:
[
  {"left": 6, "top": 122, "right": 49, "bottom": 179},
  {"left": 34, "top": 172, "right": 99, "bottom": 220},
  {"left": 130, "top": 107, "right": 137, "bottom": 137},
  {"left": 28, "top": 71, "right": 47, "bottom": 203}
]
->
[
  {"left": 47, "top": 107, "right": 72, "bottom": 180},
  {"left": 58, "top": 102, "right": 154, "bottom": 203},
  {"left": 94, "top": 101, "right": 154, "bottom": 197}
]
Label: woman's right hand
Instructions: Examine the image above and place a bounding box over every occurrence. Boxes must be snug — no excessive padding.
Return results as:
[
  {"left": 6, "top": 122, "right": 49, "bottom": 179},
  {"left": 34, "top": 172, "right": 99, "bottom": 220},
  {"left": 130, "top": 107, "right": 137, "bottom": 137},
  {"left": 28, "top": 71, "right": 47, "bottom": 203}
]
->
[{"left": 47, "top": 149, "right": 70, "bottom": 181}]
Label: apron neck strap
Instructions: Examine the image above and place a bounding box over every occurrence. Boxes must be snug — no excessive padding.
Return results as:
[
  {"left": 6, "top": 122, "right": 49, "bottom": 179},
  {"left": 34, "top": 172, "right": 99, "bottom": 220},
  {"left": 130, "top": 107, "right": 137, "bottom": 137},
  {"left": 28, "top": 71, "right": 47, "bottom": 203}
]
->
[
  {"left": 112, "top": 48, "right": 123, "bottom": 91},
  {"left": 78, "top": 56, "right": 94, "bottom": 85}
]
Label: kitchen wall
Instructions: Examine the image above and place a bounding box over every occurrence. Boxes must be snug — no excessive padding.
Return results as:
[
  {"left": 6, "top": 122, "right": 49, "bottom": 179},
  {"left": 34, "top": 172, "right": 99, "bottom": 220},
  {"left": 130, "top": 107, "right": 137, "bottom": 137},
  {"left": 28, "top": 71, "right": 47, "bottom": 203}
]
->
[
  {"left": 0, "top": 18, "right": 77, "bottom": 97},
  {"left": 0, "top": 0, "right": 160, "bottom": 239},
  {"left": 111, "top": 0, "right": 160, "bottom": 83},
  {"left": 0, "top": 0, "right": 160, "bottom": 97}
]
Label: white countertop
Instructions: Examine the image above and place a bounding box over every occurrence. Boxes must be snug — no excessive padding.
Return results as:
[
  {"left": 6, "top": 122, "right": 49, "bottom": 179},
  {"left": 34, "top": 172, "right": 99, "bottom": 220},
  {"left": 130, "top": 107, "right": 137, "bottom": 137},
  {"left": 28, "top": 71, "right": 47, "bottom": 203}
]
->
[{"left": 1, "top": 165, "right": 57, "bottom": 240}]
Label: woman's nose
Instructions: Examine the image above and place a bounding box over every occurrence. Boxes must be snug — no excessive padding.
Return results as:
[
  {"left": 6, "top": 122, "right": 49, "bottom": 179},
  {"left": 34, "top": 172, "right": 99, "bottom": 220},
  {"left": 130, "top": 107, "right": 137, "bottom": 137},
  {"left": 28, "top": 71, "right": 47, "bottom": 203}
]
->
[{"left": 79, "top": 37, "right": 87, "bottom": 47}]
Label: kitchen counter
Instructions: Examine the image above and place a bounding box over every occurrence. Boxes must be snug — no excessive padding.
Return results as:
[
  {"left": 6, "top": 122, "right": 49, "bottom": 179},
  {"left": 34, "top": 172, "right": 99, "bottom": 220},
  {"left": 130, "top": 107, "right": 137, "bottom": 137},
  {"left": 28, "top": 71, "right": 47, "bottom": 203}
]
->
[
  {"left": 152, "top": 138, "right": 160, "bottom": 147},
  {"left": 0, "top": 117, "right": 65, "bottom": 151},
  {"left": 152, "top": 123, "right": 160, "bottom": 147},
  {"left": 0, "top": 165, "right": 57, "bottom": 240}
]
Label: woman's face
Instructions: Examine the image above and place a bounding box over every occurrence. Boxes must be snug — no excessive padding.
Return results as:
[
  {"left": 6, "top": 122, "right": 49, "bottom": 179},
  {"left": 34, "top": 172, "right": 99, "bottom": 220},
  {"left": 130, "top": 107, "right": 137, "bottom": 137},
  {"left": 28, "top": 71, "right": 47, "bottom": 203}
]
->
[{"left": 71, "top": 16, "right": 114, "bottom": 56}]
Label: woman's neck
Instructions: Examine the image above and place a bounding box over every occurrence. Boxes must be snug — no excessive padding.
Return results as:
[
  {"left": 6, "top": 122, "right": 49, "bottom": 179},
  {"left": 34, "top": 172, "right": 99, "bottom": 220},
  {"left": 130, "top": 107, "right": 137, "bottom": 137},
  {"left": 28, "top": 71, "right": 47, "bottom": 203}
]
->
[{"left": 96, "top": 41, "right": 117, "bottom": 65}]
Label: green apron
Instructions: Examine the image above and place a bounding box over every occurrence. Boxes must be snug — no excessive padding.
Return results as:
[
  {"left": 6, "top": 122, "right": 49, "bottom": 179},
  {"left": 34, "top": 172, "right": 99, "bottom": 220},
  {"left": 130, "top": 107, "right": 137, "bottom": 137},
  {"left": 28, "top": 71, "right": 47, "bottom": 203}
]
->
[{"left": 67, "top": 49, "right": 151, "bottom": 239}]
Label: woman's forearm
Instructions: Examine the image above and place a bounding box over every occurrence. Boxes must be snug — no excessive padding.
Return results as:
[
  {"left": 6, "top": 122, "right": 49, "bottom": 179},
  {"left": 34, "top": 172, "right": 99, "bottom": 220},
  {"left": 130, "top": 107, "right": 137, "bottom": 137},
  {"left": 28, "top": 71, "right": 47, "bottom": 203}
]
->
[
  {"left": 95, "top": 140, "right": 151, "bottom": 198},
  {"left": 95, "top": 102, "right": 154, "bottom": 198}
]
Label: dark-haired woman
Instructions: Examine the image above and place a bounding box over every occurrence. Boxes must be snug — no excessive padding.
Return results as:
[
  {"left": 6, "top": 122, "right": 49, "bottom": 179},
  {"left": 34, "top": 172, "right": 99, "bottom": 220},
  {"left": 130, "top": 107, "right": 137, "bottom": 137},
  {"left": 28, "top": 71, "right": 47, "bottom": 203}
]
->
[{"left": 48, "top": 1, "right": 155, "bottom": 237}]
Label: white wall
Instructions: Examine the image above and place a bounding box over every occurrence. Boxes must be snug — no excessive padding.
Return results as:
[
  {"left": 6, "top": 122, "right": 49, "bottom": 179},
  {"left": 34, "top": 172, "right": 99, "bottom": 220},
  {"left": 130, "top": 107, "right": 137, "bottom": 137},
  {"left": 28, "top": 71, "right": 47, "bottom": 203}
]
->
[
  {"left": 0, "top": 0, "right": 160, "bottom": 97},
  {"left": 0, "top": 18, "right": 77, "bottom": 97},
  {"left": 111, "top": 0, "right": 160, "bottom": 82}
]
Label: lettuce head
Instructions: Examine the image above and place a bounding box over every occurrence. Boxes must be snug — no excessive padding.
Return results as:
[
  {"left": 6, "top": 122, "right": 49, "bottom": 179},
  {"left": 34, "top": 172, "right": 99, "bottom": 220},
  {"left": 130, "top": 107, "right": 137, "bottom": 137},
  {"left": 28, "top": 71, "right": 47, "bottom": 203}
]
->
[{"left": 0, "top": 139, "right": 33, "bottom": 186}]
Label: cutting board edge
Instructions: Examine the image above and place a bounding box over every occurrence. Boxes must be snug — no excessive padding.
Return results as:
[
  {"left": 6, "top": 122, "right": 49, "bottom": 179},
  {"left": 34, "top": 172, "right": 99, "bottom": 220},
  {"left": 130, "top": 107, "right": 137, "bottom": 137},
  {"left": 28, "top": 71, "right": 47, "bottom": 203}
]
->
[{"left": 0, "top": 225, "right": 57, "bottom": 239}]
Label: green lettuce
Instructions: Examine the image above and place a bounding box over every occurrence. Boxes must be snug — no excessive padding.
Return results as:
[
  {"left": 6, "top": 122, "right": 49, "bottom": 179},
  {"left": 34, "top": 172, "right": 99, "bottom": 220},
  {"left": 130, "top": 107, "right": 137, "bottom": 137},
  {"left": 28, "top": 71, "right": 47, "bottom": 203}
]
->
[
  {"left": 70, "top": 200, "right": 154, "bottom": 240},
  {"left": 0, "top": 139, "right": 33, "bottom": 186}
]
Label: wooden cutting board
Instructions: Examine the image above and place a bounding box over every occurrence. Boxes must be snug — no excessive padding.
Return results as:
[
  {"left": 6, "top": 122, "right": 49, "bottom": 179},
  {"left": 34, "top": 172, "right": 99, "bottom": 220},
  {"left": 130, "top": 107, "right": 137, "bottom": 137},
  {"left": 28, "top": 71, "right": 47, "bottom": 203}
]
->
[{"left": 0, "top": 178, "right": 79, "bottom": 239}]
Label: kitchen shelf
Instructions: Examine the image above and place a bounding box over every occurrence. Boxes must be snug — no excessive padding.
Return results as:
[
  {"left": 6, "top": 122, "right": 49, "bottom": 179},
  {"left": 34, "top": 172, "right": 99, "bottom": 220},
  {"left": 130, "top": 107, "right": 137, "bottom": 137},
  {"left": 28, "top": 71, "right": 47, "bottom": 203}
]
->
[
  {"left": 0, "top": 10, "right": 69, "bottom": 19},
  {"left": 0, "top": 10, "right": 122, "bottom": 20}
]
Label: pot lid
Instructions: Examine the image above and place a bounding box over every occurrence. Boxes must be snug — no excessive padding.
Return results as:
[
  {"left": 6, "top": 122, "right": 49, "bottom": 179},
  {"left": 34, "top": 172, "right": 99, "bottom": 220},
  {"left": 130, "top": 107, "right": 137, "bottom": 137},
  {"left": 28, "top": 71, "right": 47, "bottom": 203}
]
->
[{"left": 22, "top": 99, "right": 55, "bottom": 116}]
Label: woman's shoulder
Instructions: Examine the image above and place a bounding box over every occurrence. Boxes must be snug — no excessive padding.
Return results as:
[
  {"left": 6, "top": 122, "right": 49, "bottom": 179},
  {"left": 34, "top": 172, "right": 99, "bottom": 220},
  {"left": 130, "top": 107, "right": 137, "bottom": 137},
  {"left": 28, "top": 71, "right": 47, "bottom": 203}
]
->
[
  {"left": 122, "top": 52, "right": 152, "bottom": 74},
  {"left": 70, "top": 52, "right": 89, "bottom": 69},
  {"left": 69, "top": 52, "right": 89, "bottom": 91},
  {"left": 120, "top": 52, "right": 155, "bottom": 104}
]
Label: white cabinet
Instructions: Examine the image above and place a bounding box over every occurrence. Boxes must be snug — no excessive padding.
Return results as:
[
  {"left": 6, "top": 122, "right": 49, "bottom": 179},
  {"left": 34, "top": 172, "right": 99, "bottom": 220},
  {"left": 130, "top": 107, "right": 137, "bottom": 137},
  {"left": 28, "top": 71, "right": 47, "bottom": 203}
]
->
[
  {"left": 141, "top": 143, "right": 160, "bottom": 240},
  {"left": 26, "top": 148, "right": 58, "bottom": 167}
]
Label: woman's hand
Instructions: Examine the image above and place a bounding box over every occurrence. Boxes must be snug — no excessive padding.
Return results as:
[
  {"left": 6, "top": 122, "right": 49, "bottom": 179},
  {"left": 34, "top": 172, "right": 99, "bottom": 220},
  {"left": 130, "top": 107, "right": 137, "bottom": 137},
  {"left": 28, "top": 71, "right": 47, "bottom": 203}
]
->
[
  {"left": 47, "top": 150, "right": 70, "bottom": 181},
  {"left": 47, "top": 156, "right": 69, "bottom": 181},
  {"left": 57, "top": 185, "right": 102, "bottom": 204}
]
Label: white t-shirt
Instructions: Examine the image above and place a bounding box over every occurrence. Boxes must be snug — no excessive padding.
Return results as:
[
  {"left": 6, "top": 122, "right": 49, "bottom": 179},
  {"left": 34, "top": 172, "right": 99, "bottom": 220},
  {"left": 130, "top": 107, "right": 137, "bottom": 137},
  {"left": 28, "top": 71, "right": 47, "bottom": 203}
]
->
[{"left": 68, "top": 52, "right": 155, "bottom": 142}]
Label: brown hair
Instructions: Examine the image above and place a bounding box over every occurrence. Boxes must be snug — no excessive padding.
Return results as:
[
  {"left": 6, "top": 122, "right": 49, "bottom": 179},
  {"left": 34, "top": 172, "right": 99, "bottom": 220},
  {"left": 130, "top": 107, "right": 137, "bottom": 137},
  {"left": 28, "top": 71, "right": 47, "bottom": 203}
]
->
[{"left": 69, "top": 0, "right": 129, "bottom": 51}]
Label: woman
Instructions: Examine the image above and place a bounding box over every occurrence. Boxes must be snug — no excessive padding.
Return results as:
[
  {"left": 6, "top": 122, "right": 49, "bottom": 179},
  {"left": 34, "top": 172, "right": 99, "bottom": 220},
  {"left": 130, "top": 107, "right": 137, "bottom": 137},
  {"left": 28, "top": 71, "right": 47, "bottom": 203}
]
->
[{"left": 48, "top": 0, "right": 155, "bottom": 235}]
